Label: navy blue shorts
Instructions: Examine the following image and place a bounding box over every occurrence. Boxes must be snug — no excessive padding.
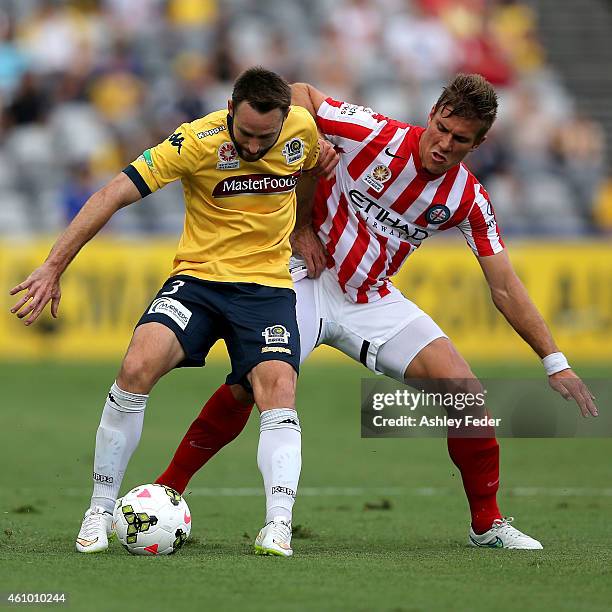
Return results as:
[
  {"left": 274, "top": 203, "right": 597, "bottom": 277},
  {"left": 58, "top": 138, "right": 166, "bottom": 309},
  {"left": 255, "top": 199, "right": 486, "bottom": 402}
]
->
[{"left": 136, "top": 275, "right": 300, "bottom": 388}]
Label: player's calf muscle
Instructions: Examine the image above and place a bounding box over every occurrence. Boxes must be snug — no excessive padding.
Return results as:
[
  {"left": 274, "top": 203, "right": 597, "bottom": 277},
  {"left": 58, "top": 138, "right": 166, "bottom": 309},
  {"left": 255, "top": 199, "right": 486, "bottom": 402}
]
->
[{"left": 229, "top": 384, "right": 255, "bottom": 406}]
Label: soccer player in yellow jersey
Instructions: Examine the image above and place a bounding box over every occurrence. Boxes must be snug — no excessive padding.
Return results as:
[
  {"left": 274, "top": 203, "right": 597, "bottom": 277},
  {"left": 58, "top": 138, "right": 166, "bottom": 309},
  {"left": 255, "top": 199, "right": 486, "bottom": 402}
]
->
[{"left": 10, "top": 67, "right": 331, "bottom": 557}]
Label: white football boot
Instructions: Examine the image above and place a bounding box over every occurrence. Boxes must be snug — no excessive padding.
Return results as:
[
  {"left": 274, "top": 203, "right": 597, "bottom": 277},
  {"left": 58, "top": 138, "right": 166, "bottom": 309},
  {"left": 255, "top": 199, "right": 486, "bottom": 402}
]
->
[
  {"left": 469, "top": 517, "right": 543, "bottom": 549},
  {"left": 254, "top": 517, "right": 293, "bottom": 557},
  {"left": 75, "top": 506, "right": 114, "bottom": 553}
]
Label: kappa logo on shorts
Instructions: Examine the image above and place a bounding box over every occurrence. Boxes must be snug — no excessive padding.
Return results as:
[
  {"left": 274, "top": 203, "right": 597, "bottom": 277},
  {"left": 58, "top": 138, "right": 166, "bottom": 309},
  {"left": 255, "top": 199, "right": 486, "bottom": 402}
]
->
[
  {"left": 148, "top": 297, "right": 192, "bottom": 330},
  {"left": 262, "top": 324, "right": 290, "bottom": 345}
]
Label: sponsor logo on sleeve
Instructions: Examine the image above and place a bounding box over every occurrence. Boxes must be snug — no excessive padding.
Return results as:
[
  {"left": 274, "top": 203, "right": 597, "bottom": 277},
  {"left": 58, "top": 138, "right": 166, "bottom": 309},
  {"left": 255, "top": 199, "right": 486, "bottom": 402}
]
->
[
  {"left": 484, "top": 201, "right": 497, "bottom": 228},
  {"left": 363, "top": 164, "right": 391, "bottom": 193},
  {"left": 168, "top": 132, "right": 185, "bottom": 155},
  {"left": 339, "top": 103, "right": 374, "bottom": 116},
  {"left": 340, "top": 103, "right": 359, "bottom": 116},
  {"left": 425, "top": 204, "right": 451, "bottom": 224},
  {"left": 212, "top": 172, "right": 299, "bottom": 197},
  {"left": 262, "top": 325, "right": 290, "bottom": 345},
  {"left": 147, "top": 297, "right": 192, "bottom": 330},
  {"left": 197, "top": 125, "right": 226, "bottom": 139},
  {"left": 282, "top": 137, "right": 305, "bottom": 164},
  {"left": 136, "top": 149, "right": 155, "bottom": 169},
  {"left": 217, "top": 141, "right": 240, "bottom": 169}
]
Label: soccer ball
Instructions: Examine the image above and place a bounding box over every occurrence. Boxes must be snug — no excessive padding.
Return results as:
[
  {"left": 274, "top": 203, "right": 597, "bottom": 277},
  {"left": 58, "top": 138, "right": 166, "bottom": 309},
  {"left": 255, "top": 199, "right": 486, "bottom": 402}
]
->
[{"left": 113, "top": 483, "right": 191, "bottom": 555}]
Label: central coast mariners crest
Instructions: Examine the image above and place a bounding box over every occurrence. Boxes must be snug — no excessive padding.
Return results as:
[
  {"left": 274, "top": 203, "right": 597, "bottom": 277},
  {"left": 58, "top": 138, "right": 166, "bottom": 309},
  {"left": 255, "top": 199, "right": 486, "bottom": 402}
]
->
[
  {"left": 261, "top": 324, "right": 292, "bottom": 355},
  {"left": 217, "top": 142, "right": 240, "bottom": 170},
  {"left": 282, "top": 138, "right": 304, "bottom": 164},
  {"left": 363, "top": 164, "right": 391, "bottom": 193},
  {"left": 262, "top": 324, "right": 290, "bottom": 344}
]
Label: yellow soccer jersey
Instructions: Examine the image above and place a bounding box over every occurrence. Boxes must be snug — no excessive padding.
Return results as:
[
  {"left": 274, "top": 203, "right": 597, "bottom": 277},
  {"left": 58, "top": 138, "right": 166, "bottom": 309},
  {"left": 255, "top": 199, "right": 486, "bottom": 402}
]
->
[{"left": 125, "top": 105, "right": 319, "bottom": 288}]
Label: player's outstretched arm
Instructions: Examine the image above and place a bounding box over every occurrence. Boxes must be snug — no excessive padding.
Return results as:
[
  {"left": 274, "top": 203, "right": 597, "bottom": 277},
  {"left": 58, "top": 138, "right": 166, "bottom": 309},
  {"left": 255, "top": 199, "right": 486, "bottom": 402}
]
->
[
  {"left": 9, "top": 172, "right": 142, "bottom": 325},
  {"left": 478, "top": 250, "right": 598, "bottom": 417}
]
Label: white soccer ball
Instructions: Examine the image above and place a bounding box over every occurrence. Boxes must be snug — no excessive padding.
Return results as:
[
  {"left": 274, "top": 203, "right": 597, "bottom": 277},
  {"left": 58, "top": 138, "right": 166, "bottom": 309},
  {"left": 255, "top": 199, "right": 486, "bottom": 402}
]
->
[{"left": 112, "top": 483, "right": 191, "bottom": 555}]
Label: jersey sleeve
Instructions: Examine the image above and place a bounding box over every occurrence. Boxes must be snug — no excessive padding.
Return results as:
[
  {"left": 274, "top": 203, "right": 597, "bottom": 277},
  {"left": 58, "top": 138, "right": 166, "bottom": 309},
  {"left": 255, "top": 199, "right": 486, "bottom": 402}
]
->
[
  {"left": 302, "top": 112, "right": 320, "bottom": 171},
  {"left": 316, "top": 97, "right": 383, "bottom": 153},
  {"left": 123, "top": 123, "right": 200, "bottom": 197},
  {"left": 457, "top": 184, "right": 505, "bottom": 256}
]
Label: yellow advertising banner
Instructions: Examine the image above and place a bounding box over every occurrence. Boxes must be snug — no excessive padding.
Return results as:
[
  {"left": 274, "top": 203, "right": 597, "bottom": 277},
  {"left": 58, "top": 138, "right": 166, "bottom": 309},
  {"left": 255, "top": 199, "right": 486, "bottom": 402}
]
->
[{"left": 1, "top": 239, "right": 611, "bottom": 362}]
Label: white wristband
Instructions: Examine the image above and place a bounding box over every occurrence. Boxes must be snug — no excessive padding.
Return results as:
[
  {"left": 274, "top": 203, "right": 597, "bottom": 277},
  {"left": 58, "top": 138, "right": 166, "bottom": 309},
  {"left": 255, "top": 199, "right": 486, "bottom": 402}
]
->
[{"left": 542, "top": 352, "right": 570, "bottom": 376}]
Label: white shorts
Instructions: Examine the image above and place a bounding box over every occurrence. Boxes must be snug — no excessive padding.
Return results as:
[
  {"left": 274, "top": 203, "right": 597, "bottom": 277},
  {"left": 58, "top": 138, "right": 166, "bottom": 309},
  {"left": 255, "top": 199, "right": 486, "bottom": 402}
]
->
[{"left": 294, "top": 266, "right": 447, "bottom": 382}]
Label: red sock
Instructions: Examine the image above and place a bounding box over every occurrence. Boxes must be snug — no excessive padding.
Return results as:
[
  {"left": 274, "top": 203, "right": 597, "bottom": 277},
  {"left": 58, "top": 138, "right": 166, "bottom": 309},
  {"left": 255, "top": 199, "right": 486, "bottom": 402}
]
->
[
  {"left": 447, "top": 432, "right": 502, "bottom": 534},
  {"left": 156, "top": 384, "right": 253, "bottom": 494}
]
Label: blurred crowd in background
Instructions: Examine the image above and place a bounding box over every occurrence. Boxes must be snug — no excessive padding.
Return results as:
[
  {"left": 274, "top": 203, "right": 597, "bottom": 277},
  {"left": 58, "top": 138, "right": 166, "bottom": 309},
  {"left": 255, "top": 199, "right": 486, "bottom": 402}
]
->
[{"left": 0, "top": 0, "right": 610, "bottom": 237}]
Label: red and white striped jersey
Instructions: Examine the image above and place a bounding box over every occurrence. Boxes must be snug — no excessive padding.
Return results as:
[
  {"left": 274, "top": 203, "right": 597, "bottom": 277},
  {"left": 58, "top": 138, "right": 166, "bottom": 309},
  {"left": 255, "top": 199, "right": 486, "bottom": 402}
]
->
[{"left": 313, "top": 98, "right": 504, "bottom": 303}]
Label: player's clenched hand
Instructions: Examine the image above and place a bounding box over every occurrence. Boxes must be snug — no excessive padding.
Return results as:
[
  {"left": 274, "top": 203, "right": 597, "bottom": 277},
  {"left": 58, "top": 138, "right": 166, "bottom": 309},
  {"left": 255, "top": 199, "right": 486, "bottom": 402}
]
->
[
  {"left": 291, "top": 225, "right": 328, "bottom": 279},
  {"left": 548, "top": 369, "right": 598, "bottom": 417},
  {"left": 311, "top": 138, "right": 339, "bottom": 180},
  {"left": 9, "top": 263, "right": 62, "bottom": 326}
]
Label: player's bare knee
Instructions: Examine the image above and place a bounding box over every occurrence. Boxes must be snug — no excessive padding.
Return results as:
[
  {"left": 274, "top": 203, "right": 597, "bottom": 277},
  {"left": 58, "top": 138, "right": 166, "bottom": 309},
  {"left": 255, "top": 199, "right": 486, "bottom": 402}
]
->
[
  {"left": 255, "top": 378, "right": 296, "bottom": 410},
  {"left": 116, "top": 323, "right": 184, "bottom": 393},
  {"left": 117, "top": 352, "right": 160, "bottom": 394},
  {"left": 250, "top": 362, "right": 297, "bottom": 410}
]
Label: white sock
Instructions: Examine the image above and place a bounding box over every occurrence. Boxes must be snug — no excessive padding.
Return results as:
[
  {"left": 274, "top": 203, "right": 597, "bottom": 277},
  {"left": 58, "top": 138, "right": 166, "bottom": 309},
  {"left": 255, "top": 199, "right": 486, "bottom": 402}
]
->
[
  {"left": 90, "top": 382, "right": 147, "bottom": 513},
  {"left": 257, "top": 408, "right": 301, "bottom": 524}
]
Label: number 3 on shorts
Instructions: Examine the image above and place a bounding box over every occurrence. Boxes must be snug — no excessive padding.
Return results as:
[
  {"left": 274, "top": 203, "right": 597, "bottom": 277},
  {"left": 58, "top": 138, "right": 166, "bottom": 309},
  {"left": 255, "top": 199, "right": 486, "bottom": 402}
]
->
[{"left": 161, "top": 280, "right": 185, "bottom": 296}]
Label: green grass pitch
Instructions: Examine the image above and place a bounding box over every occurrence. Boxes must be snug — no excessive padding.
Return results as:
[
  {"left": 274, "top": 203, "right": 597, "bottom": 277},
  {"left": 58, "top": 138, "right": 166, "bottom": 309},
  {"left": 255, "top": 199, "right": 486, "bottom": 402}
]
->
[{"left": 1, "top": 361, "right": 611, "bottom": 611}]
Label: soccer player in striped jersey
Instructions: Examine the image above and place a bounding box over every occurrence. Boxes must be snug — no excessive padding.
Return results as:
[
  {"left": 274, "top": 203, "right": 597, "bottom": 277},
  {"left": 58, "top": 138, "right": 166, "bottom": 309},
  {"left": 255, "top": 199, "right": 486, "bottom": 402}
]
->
[
  {"left": 156, "top": 74, "right": 598, "bottom": 551},
  {"left": 9, "top": 67, "right": 340, "bottom": 558}
]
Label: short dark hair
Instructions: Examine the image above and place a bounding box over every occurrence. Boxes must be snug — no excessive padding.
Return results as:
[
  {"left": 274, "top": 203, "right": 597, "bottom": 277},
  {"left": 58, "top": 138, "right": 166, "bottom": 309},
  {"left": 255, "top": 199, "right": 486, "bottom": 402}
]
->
[
  {"left": 232, "top": 67, "right": 291, "bottom": 114},
  {"left": 434, "top": 73, "right": 498, "bottom": 140}
]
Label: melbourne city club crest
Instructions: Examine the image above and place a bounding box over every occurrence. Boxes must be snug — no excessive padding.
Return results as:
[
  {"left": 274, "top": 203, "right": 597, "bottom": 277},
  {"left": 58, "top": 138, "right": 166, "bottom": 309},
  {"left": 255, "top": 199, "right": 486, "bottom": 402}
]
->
[{"left": 426, "top": 204, "right": 451, "bottom": 224}]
